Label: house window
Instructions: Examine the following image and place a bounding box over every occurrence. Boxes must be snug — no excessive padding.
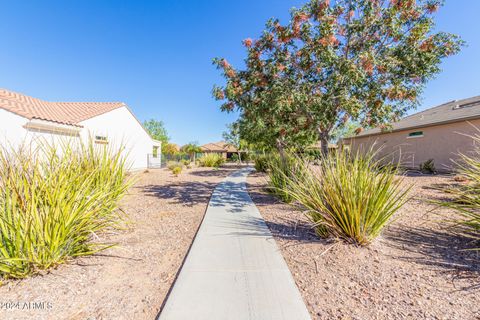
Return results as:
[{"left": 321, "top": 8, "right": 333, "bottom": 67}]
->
[
  {"left": 407, "top": 131, "right": 424, "bottom": 138},
  {"left": 95, "top": 135, "right": 108, "bottom": 144}
]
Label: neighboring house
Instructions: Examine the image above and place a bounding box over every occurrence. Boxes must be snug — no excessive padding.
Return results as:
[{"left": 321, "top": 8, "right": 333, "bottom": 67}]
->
[
  {"left": 200, "top": 141, "right": 241, "bottom": 159},
  {"left": 0, "top": 88, "right": 161, "bottom": 170},
  {"left": 342, "top": 96, "right": 480, "bottom": 171}
]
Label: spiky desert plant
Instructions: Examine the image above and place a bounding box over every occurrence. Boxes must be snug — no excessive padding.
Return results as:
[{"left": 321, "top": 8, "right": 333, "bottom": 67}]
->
[
  {"left": 266, "top": 153, "right": 306, "bottom": 203},
  {"left": 440, "top": 134, "right": 480, "bottom": 247},
  {"left": 283, "top": 150, "right": 410, "bottom": 245},
  {"left": 0, "top": 139, "right": 133, "bottom": 279}
]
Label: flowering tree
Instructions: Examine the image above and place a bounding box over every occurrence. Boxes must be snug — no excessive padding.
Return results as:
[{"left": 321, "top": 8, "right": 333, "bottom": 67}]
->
[{"left": 213, "top": 0, "right": 462, "bottom": 155}]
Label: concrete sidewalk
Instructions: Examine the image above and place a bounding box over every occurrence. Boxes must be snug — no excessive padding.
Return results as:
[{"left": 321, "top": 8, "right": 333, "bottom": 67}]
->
[{"left": 158, "top": 167, "right": 311, "bottom": 320}]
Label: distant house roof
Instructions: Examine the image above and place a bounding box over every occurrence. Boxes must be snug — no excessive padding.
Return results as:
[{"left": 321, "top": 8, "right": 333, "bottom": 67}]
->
[
  {"left": 201, "top": 141, "right": 238, "bottom": 153},
  {"left": 0, "top": 88, "right": 125, "bottom": 127},
  {"left": 350, "top": 95, "right": 480, "bottom": 139}
]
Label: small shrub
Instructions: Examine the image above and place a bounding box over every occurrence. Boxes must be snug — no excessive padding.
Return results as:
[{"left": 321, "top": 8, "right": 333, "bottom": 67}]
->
[
  {"left": 167, "top": 161, "right": 180, "bottom": 170},
  {"left": 420, "top": 159, "right": 436, "bottom": 174},
  {"left": 230, "top": 153, "right": 239, "bottom": 163},
  {"left": 181, "top": 159, "right": 191, "bottom": 166},
  {"left": 283, "top": 150, "right": 410, "bottom": 245},
  {"left": 198, "top": 153, "right": 225, "bottom": 168},
  {"left": 254, "top": 155, "right": 270, "bottom": 173},
  {"left": 172, "top": 166, "right": 182, "bottom": 176},
  {"left": 0, "top": 141, "right": 132, "bottom": 279}
]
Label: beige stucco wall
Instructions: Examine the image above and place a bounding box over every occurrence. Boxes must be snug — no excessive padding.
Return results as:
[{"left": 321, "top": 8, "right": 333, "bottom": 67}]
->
[{"left": 342, "top": 119, "right": 480, "bottom": 172}]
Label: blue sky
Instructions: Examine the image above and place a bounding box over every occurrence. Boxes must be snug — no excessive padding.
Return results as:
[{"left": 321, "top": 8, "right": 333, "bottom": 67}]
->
[{"left": 0, "top": 1, "right": 478, "bottom": 145}]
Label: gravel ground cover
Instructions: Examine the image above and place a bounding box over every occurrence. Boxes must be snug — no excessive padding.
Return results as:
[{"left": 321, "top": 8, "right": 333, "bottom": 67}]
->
[
  {"left": 247, "top": 172, "right": 480, "bottom": 320},
  {"left": 0, "top": 165, "right": 239, "bottom": 320}
]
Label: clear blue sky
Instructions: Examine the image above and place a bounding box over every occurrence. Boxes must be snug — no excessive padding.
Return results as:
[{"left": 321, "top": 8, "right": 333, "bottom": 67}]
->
[{"left": 0, "top": 1, "right": 478, "bottom": 145}]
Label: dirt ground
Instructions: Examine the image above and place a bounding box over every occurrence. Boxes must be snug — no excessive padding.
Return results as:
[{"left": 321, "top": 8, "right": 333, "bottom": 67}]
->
[
  {"left": 0, "top": 165, "right": 239, "bottom": 320},
  {"left": 247, "top": 172, "right": 480, "bottom": 320}
]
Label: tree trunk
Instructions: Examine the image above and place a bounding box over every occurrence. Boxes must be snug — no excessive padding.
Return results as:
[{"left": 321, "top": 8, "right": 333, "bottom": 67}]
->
[
  {"left": 237, "top": 151, "right": 242, "bottom": 165},
  {"left": 318, "top": 129, "right": 329, "bottom": 157},
  {"left": 276, "top": 138, "right": 287, "bottom": 166}
]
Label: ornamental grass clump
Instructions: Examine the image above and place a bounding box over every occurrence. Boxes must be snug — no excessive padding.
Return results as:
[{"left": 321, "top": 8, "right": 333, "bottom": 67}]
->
[
  {"left": 198, "top": 153, "right": 225, "bottom": 168},
  {"left": 440, "top": 134, "right": 480, "bottom": 247},
  {"left": 254, "top": 154, "right": 269, "bottom": 173},
  {"left": 0, "top": 140, "right": 132, "bottom": 279},
  {"left": 266, "top": 153, "right": 306, "bottom": 203},
  {"left": 283, "top": 150, "right": 410, "bottom": 245}
]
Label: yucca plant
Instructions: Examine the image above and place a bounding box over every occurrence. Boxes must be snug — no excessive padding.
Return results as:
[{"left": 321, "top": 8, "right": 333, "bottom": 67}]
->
[
  {"left": 0, "top": 139, "right": 133, "bottom": 279},
  {"left": 283, "top": 150, "right": 410, "bottom": 245}
]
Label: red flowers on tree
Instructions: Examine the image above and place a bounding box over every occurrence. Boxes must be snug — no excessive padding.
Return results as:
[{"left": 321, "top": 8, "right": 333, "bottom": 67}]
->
[{"left": 213, "top": 0, "right": 462, "bottom": 155}]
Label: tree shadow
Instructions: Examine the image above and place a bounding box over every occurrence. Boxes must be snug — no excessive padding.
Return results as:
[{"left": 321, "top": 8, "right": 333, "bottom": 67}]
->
[
  {"left": 188, "top": 165, "right": 247, "bottom": 177},
  {"left": 141, "top": 181, "right": 220, "bottom": 207},
  {"left": 384, "top": 225, "right": 480, "bottom": 289},
  {"left": 188, "top": 168, "right": 236, "bottom": 178},
  {"left": 246, "top": 176, "right": 321, "bottom": 244}
]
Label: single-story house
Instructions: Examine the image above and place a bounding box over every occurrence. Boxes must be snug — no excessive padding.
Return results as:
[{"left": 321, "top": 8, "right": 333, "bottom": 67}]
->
[
  {"left": 0, "top": 88, "right": 161, "bottom": 170},
  {"left": 200, "top": 141, "right": 241, "bottom": 159},
  {"left": 341, "top": 96, "right": 480, "bottom": 172}
]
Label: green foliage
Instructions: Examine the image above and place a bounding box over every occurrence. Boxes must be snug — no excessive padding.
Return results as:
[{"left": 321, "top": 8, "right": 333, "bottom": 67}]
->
[
  {"left": 330, "top": 121, "right": 362, "bottom": 144},
  {"left": 181, "top": 159, "right": 191, "bottom": 166},
  {"left": 143, "top": 119, "right": 169, "bottom": 145},
  {"left": 230, "top": 153, "right": 239, "bottom": 162},
  {"left": 223, "top": 122, "right": 248, "bottom": 163},
  {"left": 167, "top": 161, "right": 180, "bottom": 171},
  {"left": 163, "top": 143, "right": 179, "bottom": 156},
  {"left": 266, "top": 153, "right": 306, "bottom": 203},
  {"left": 214, "top": 0, "right": 463, "bottom": 154},
  {"left": 254, "top": 155, "right": 270, "bottom": 173},
  {"left": 181, "top": 142, "right": 202, "bottom": 161},
  {"left": 198, "top": 153, "right": 225, "bottom": 168},
  {"left": 419, "top": 159, "right": 436, "bottom": 174},
  {"left": 440, "top": 135, "right": 480, "bottom": 248},
  {"left": 172, "top": 166, "right": 182, "bottom": 176},
  {"left": 0, "top": 140, "right": 132, "bottom": 279},
  {"left": 283, "top": 150, "right": 410, "bottom": 245}
]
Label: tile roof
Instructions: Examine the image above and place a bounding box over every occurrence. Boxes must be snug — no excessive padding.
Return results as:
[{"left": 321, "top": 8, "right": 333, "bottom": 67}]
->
[
  {"left": 0, "top": 88, "right": 125, "bottom": 127},
  {"left": 201, "top": 141, "right": 238, "bottom": 153},
  {"left": 354, "top": 95, "right": 480, "bottom": 138}
]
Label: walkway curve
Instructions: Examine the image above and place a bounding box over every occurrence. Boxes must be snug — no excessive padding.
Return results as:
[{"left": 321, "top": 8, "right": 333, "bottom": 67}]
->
[{"left": 158, "top": 167, "right": 311, "bottom": 320}]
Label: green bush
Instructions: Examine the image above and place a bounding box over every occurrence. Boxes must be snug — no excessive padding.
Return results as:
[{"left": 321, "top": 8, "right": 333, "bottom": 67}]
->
[
  {"left": 282, "top": 150, "right": 410, "bottom": 245},
  {"left": 172, "top": 166, "right": 182, "bottom": 176},
  {"left": 420, "top": 159, "right": 436, "bottom": 174},
  {"left": 167, "top": 161, "right": 181, "bottom": 170},
  {"left": 0, "top": 141, "right": 132, "bottom": 279},
  {"left": 198, "top": 153, "right": 225, "bottom": 168},
  {"left": 254, "top": 154, "right": 270, "bottom": 173},
  {"left": 230, "top": 153, "right": 239, "bottom": 163},
  {"left": 181, "top": 159, "right": 191, "bottom": 166}
]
